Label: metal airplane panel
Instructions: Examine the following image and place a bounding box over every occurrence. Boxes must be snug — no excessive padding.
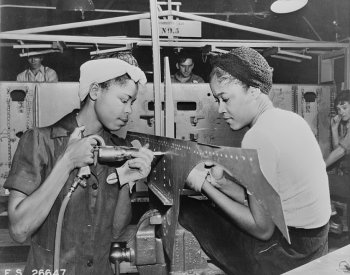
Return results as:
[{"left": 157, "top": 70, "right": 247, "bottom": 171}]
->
[{"left": 126, "top": 131, "right": 289, "bottom": 261}]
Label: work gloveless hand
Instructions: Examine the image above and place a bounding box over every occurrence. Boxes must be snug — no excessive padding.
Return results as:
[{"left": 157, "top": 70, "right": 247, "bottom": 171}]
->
[
  {"left": 116, "top": 144, "right": 154, "bottom": 186},
  {"left": 63, "top": 126, "right": 97, "bottom": 170},
  {"left": 205, "top": 164, "right": 230, "bottom": 189},
  {"left": 331, "top": 114, "right": 341, "bottom": 131}
]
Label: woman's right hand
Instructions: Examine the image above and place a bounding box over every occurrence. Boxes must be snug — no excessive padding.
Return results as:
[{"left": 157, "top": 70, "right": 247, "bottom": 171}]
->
[
  {"left": 64, "top": 126, "right": 97, "bottom": 170},
  {"left": 331, "top": 115, "right": 341, "bottom": 130}
]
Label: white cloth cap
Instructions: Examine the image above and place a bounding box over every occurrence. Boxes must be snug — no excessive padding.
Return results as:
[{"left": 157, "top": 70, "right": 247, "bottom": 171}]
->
[{"left": 79, "top": 58, "right": 147, "bottom": 101}]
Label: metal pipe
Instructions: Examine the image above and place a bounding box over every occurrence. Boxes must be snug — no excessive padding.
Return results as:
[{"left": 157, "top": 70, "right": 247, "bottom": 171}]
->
[
  {"left": 277, "top": 49, "right": 312, "bottom": 60},
  {"left": 345, "top": 43, "right": 350, "bottom": 89},
  {"left": 164, "top": 56, "right": 174, "bottom": 138},
  {"left": 0, "top": 33, "right": 348, "bottom": 50},
  {"left": 158, "top": 1, "right": 181, "bottom": 6},
  {"left": 167, "top": 0, "right": 173, "bottom": 25},
  {"left": 3, "top": 12, "right": 155, "bottom": 34},
  {"left": 0, "top": 5, "right": 56, "bottom": 10},
  {"left": 150, "top": 0, "right": 163, "bottom": 136},
  {"left": 14, "top": 44, "right": 53, "bottom": 49},
  {"left": 19, "top": 49, "right": 60, "bottom": 57},
  {"left": 0, "top": 33, "right": 144, "bottom": 45},
  {"left": 0, "top": 4, "right": 140, "bottom": 14},
  {"left": 90, "top": 45, "right": 132, "bottom": 55},
  {"left": 270, "top": 55, "right": 302, "bottom": 62}
]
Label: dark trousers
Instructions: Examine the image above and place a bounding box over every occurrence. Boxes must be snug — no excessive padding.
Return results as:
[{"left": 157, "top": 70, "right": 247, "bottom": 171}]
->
[
  {"left": 179, "top": 197, "right": 329, "bottom": 275},
  {"left": 329, "top": 174, "right": 350, "bottom": 198}
]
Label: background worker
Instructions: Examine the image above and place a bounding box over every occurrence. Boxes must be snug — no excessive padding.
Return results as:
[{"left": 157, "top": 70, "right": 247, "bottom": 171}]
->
[
  {"left": 171, "top": 51, "right": 204, "bottom": 83},
  {"left": 17, "top": 54, "right": 58, "bottom": 82},
  {"left": 5, "top": 58, "right": 153, "bottom": 275},
  {"left": 180, "top": 47, "right": 331, "bottom": 275},
  {"left": 326, "top": 90, "right": 350, "bottom": 170},
  {"left": 325, "top": 90, "right": 350, "bottom": 230}
]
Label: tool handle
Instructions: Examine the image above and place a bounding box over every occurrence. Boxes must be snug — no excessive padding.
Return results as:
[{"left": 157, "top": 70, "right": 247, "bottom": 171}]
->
[{"left": 77, "top": 166, "right": 91, "bottom": 178}]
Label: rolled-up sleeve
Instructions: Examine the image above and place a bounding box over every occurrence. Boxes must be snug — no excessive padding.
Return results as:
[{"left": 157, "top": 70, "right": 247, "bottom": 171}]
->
[{"left": 4, "top": 129, "right": 47, "bottom": 195}]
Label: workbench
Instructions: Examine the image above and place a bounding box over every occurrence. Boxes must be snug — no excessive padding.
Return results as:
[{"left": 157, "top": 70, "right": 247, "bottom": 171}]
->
[{"left": 284, "top": 244, "right": 350, "bottom": 274}]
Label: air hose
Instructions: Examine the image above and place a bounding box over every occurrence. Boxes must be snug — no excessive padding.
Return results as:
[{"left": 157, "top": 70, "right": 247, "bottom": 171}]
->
[
  {"left": 53, "top": 176, "right": 86, "bottom": 272},
  {"left": 53, "top": 134, "right": 105, "bottom": 272}
]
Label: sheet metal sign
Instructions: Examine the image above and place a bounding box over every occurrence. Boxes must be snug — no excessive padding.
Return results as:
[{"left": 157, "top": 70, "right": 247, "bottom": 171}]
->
[{"left": 139, "top": 19, "right": 201, "bottom": 37}]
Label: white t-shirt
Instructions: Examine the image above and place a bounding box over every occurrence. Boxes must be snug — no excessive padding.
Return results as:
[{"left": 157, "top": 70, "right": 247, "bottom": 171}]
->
[{"left": 242, "top": 108, "right": 331, "bottom": 229}]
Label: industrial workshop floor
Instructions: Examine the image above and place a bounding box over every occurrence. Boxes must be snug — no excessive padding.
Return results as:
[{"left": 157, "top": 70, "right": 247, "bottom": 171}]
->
[{"left": 1, "top": 197, "right": 350, "bottom": 274}]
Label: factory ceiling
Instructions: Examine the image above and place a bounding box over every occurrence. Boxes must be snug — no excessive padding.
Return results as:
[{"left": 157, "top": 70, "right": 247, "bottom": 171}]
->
[
  {"left": 0, "top": 0, "right": 349, "bottom": 83},
  {"left": 0, "top": 0, "right": 349, "bottom": 42}
]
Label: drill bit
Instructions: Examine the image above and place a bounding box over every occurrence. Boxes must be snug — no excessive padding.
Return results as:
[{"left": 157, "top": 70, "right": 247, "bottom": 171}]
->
[
  {"left": 153, "top": 151, "right": 179, "bottom": 156},
  {"left": 153, "top": 151, "right": 166, "bottom": 156}
]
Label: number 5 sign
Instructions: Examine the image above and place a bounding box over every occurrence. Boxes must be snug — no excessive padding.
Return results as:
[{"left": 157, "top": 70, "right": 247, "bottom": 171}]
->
[{"left": 139, "top": 19, "right": 202, "bottom": 37}]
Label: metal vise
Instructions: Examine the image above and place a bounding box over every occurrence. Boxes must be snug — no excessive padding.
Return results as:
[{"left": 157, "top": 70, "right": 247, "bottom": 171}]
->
[
  {"left": 110, "top": 209, "right": 209, "bottom": 275},
  {"left": 109, "top": 131, "right": 288, "bottom": 274}
]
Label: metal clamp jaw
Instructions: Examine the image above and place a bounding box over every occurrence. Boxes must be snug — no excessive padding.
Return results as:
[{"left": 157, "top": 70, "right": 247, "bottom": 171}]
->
[{"left": 109, "top": 243, "right": 135, "bottom": 275}]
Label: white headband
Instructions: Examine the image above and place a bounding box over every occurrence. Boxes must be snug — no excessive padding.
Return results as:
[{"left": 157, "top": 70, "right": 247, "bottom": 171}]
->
[{"left": 79, "top": 58, "right": 147, "bottom": 101}]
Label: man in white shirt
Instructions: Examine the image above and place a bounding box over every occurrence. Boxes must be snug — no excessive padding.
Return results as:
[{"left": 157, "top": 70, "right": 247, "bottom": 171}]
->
[
  {"left": 17, "top": 55, "right": 58, "bottom": 82},
  {"left": 181, "top": 47, "right": 330, "bottom": 275}
]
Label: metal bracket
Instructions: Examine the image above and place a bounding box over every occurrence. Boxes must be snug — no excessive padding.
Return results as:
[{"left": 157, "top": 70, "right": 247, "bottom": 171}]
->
[
  {"left": 140, "top": 115, "right": 155, "bottom": 127},
  {"left": 190, "top": 115, "right": 204, "bottom": 126}
]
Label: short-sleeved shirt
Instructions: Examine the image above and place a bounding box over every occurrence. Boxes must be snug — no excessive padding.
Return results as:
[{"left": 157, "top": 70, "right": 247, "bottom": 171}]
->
[
  {"left": 242, "top": 108, "right": 331, "bottom": 229},
  {"left": 17, "top": 65, "right": 58, "bottom": 82},
  {"left": 4, "top": 110, "right": 131, "bottom": 275},
  {"left": 171, "top": 73, "right": 205, "bottom": 83}
]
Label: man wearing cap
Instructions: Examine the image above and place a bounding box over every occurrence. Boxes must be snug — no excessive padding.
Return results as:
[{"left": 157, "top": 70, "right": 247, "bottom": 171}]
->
[
  {"left": 17, "top": 55, "right": 58, "bottom": 82},
  {"left": 180, "top": 47, "right": 331, "bottom": 274},
  {"left": 5, "top": 58, "right": 153, "bottom": 275}
]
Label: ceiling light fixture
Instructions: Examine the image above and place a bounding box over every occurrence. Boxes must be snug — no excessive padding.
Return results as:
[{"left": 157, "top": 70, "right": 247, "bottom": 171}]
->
[
  {"left": 56, "top": 0, "right": 95, "bottom": 20},
  {"left": 270, "top": 0, "right": 308, "bottom": 14}
]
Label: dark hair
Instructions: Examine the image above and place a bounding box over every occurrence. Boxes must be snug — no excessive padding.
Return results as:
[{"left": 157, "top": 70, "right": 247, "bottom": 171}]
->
[
  {"left": 334, "top": 90, "right": 350, "bottom": 107},
  {"left": 177, "top": 51, "right": 194, "bottom": 64}
]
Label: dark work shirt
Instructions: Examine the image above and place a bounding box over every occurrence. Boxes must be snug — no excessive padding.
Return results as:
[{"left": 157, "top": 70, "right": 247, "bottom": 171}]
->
[{"left": 4, "top": 110, "right": 132, "bottom": 275}]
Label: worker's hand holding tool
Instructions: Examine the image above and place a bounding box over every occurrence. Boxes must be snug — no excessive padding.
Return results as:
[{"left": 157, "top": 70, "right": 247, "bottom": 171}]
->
[
  {"left": 116, "top": 145, "right": 154, "bottom": 186},
  {"left": 64, "top": 126, "right": 98, "bottom": 170}
]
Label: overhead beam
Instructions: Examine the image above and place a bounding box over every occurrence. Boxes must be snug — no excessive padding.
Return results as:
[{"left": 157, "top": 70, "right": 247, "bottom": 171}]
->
[{"left": 0, "top": 33, "right": 348, "bottom": 51}]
